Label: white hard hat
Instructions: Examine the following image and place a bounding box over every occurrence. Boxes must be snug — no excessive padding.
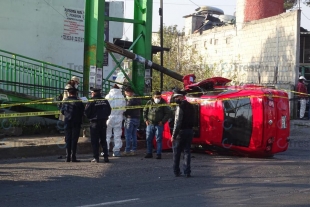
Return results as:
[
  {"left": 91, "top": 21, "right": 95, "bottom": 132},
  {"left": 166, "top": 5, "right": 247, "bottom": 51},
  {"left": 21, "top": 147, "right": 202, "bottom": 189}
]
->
[
  {"left": 71, "top": 76, "right": 80, "bottom": 83},
  {"left": 299, "top": 76, "right": 306, "bottom": 80}
]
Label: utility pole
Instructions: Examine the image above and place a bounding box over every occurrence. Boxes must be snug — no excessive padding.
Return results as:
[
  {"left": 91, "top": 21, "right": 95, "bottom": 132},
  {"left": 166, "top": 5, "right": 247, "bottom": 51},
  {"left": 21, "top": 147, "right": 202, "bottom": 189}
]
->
[
  {"left": 159, "top": 0, "right": 164, "bottom": 91},
  {"left": 83, "top": 0, "right": 105, "bottom": 97}
]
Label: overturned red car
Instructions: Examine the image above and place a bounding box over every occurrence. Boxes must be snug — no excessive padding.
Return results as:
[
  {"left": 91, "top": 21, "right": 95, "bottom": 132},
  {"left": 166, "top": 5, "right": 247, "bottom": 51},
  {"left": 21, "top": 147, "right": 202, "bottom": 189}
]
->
[{"left": 160, "top": 76, "right": 290, "bottom": 157}]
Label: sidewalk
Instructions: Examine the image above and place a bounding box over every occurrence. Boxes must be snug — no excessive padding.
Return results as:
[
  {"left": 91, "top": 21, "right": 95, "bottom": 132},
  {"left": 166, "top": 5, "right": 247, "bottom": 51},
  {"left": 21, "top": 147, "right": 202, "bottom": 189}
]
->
[
  {"left": 0, "top": 120, "right": 308, "bottom": 159},
  {"left": 0, "top": 135, "right": 146, "bottom": 159}
]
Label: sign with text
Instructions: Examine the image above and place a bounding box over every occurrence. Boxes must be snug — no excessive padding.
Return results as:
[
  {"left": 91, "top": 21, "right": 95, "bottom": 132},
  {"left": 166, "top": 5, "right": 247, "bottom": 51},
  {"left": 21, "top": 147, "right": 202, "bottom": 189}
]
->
[
  {"left": 96, "top": 68, "right": 103, "bottom": 89},
  {"left": 89, "top": 66, "right": 96, "bottom": 89},
  {"left": 62, "top": 8, "right": 84, "bottom": 42}
]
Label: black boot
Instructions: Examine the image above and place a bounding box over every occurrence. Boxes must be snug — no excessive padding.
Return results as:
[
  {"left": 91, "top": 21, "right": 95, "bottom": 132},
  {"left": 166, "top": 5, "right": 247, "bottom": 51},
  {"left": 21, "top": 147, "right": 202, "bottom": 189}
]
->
[
  {"left": 71, "top": 155, "right": 80, "bottom": 162},
  {"left": 71, "top": 141, "right": 79, "bottom": 162},
  {"left": 156, "top": 154, "right": 161, "bottom": 159},
  {"left": 65, "top": 149, "right": 71, "bottom": 162},
  {"left": 144, "top": 153, "right": 153, "bottom": 158}
]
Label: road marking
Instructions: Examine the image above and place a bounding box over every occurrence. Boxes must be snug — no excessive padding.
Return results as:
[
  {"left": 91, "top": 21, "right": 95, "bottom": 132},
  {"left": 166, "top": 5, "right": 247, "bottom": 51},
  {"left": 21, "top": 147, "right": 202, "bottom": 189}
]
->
[{"left": 76, "top": 198, "right": 140, "bottom": 207}]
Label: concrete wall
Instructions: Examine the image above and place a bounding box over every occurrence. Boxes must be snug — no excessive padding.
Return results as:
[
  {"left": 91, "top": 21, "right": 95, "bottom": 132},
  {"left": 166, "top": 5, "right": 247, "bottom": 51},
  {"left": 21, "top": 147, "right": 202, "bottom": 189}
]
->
[
  {"left": 0, "top": 0, "right": 123, "bottom": 80},
  {"left": 186, "top": 10, "right": 300, "bottom": 88},
  {"left": 184, "top": 10, "right": 300, "bottom": 117}
]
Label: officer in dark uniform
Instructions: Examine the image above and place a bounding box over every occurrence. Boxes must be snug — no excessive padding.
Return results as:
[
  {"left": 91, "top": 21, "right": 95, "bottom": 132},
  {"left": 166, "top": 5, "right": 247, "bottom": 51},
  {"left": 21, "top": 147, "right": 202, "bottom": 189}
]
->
[
  {"left": 61, "top": 87, "right": 84, "bottom": 162},
  {"left": 85, "top": 88, "right": 112, "bottom": 163}
]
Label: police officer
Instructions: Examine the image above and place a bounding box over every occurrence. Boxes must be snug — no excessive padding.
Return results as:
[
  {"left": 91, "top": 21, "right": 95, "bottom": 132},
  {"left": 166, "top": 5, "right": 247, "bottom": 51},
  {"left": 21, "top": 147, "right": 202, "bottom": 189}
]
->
[
  {"left": 85, "top": 88, "right": 111, "bottom": 163},
  {"left": 61, "top": 87, "right": 84, "bottom": 162}
]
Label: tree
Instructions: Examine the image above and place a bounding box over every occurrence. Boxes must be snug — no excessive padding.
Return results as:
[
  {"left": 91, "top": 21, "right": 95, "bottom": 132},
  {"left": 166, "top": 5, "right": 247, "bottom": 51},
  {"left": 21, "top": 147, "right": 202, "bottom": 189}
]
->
[
  {"left": 151, "top": 25, "right": 213, "bottom": 91},
  {"left": 284, "top": 0, "right": 310, "bottom": 10}
]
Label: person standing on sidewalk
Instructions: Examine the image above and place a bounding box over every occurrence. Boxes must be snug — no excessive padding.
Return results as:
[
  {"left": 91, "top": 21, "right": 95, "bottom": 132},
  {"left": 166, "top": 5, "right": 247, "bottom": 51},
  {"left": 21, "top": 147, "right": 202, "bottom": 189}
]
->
[
  {"left": 61, "top": 87, "right": 84, "bottom": 162},
  {"left": 143, "top": 91, "right": 171, "bottom": 159},
  {"left": 123, "top": 86, "right": 141, "bottom": 156},
  {"left": 85, "top": 88, "right": 111, "bottom": 163},
  {"left": 58, "top": 79, "right": 77, "bottom": 122},
  {"left": 105, "top": 84, "right": 126, "bottom": 157},
  {"left": 297, "top": 76, "right": 308, "bottom": 120},
  {"left": 170, "top": 90, "right": 195, "bottom": 178}
]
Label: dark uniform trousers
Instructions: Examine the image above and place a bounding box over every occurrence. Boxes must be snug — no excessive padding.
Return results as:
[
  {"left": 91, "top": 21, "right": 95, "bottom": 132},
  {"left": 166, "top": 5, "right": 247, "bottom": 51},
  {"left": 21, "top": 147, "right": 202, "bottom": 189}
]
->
[
  {"left": 173, "top": 129, "right": 193, "bottom": 175},
  {"left": 90, "top": 120, "right": 108, "bottom": 159},
  {"left": 65, "top": 124, "right": 81, "bottom": 161}
]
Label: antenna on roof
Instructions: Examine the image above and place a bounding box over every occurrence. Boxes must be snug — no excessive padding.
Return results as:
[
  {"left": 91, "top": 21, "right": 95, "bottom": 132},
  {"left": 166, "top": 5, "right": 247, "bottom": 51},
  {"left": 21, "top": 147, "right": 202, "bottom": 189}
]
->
[{"left": 189, "top": 0, "right": 200, "bottom": 8}]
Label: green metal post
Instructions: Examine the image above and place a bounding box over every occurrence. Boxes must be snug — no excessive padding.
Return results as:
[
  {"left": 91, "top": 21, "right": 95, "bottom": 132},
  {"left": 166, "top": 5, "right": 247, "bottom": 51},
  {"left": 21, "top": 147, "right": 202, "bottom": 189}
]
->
[
  {"left": 83, "top": 0, "right": 105, "bottom": 97},
  {"left": 6, "top": 62, "right": 8, "bottom": 91},
  {"left": 132, "top": 0, "right": 153, "bottom": 95},
  {"left": 14, "top": 55, "right": 16, "bottom": 92},
  {"left": 41, "top": 63, "right": 44, "bottom": 98},
  {"left": 0, "top": 56, "right": 2, "bottom": 83}
]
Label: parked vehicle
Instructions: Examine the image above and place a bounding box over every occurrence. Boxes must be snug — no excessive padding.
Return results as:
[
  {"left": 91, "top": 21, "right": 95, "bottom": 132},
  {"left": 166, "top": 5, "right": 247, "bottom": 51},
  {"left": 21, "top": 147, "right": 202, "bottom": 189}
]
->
[{"left": 160, "top": 76, "right": 290, "bottom": 157}]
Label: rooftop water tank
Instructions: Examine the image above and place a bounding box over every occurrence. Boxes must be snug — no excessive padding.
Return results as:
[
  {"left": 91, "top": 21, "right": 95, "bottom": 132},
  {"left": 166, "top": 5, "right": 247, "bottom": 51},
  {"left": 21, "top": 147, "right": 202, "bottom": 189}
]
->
[{"left": 243, "top": 0, "right": 284, "bottom": 22}]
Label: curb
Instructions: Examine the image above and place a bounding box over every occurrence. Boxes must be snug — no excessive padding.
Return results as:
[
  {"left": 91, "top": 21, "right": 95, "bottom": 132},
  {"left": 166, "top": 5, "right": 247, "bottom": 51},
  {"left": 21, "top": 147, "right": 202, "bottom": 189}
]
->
[{"left": 0, "top": 139, "right": 147, "bottom": 159}]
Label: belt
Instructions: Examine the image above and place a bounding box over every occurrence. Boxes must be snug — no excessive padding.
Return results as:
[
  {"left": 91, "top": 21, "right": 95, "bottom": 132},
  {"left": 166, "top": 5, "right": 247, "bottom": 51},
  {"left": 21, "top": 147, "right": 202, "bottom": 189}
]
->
[{"left": 126, "top": 116, "right": 139, "bottom": 118}]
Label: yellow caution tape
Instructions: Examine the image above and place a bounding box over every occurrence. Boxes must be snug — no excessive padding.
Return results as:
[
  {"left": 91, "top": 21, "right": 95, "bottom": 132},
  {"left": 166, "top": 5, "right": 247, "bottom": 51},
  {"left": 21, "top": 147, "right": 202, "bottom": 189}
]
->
[
  {"left": 0, "top": 111, "right": 60, "bottom": 118},
  {"left": 0, "top": 93, "right": 292, "bottom": 119},
  {"left": 0, "top": 87, "right": 302, "bottom": 111}
]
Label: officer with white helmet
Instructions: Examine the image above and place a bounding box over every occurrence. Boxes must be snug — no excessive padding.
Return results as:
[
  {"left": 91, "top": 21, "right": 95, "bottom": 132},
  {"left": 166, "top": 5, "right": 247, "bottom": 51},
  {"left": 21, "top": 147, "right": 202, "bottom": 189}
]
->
[{"left": 297, "top": 76, "right": 308, "bottom": 120}]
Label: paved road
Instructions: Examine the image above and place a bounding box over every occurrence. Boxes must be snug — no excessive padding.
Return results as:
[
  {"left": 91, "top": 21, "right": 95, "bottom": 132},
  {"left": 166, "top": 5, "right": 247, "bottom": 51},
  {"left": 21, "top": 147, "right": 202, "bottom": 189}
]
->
[{"left": 0, "top": 127, "right": 310, "bottom": 207}]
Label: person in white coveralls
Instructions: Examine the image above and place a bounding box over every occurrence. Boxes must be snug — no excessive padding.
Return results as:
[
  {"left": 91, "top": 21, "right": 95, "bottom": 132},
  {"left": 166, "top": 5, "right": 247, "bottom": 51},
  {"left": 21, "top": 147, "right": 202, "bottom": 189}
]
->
[{"left": 104, "top": 84, "right": 126, "bottom": 157}]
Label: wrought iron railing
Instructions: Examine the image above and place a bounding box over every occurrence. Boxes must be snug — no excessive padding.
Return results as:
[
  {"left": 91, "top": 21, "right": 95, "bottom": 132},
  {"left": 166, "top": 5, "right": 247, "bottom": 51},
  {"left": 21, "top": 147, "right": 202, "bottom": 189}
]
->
[{"left": 0, "top": 49, "right": 116, "bottom": 100}]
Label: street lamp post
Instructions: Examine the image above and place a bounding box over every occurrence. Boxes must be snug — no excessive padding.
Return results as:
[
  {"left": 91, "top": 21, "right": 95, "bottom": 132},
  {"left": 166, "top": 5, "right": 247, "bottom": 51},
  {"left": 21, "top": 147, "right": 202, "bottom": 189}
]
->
[{"left": 159, "top": 0, "right": 163, "bottom": 91}]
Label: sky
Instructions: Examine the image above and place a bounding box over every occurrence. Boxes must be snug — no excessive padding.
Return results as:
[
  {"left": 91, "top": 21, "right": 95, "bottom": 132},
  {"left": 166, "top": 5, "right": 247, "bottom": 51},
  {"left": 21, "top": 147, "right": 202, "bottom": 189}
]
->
[{"left": 122, "top": 0, "right": 310, "bottom": 40}]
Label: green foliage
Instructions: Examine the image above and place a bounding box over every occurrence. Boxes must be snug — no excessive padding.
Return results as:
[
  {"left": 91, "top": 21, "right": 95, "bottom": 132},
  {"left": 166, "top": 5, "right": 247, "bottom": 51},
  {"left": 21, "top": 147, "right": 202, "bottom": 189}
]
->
[
  {"left": 152, "top": 25, "right": 213, "bottom": 91},
  {"left": 284, "top": 0, "right": 298, "bottom": 10},
  {"left": 284, "top": 0, "right": 310, "bottom": 9},
  {"left": 33, "top": 122, "right": 42, "bottom": 130},
  {"left": 9, "top": 118, "right": 25, "bottom": 128}
]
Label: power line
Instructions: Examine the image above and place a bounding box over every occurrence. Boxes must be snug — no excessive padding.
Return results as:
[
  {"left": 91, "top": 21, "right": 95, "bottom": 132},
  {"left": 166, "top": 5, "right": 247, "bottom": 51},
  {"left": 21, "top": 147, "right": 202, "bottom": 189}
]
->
[
  {"left": 188, "top": 0, "right": 201, "bottom": 7},
  {"left": 302, "top": 11, "right": 310, "bottom": 20},
  {"left": 43, "top": 0, "right": 66, "bottom": 19}
]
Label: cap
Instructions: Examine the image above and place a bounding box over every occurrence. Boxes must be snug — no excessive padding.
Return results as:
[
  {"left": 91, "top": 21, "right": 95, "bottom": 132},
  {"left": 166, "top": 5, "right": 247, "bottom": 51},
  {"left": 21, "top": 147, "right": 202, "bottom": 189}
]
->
[
  {"left": 172, "top": 90, "right": 186, "bottom": 98},
  {"left": 124, "top": 85, "right": 134, "bottom": 92},
  {"left": 71, "top": 76, "right": 80, "bottom": 84},
  {"left": 299, "top": 76, "right": 307, "bottom": 80},
  {"left": 113, "top": 84, "right": 120, "bottom": 89},
  {"left": 90, "top": 87, "right": 101, "bottom": 92},
  {"left": 152, "top": 91, "right": 161, "bottom": 96}
]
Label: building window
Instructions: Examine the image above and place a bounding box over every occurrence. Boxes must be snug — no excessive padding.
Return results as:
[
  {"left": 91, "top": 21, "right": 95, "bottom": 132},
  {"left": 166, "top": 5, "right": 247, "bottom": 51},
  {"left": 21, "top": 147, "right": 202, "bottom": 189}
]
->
[
  {"left": 214, "top": 39, "right": 218, "bottom": 45},
  {"left": 204, "top": 41, "right": 208, "bottom": 48},
  {"left": 210, "top": 39, "right": 213, "bottom": 44},
  {"left": 226, "top": 37, "right": 231, "bottom": 44}
]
